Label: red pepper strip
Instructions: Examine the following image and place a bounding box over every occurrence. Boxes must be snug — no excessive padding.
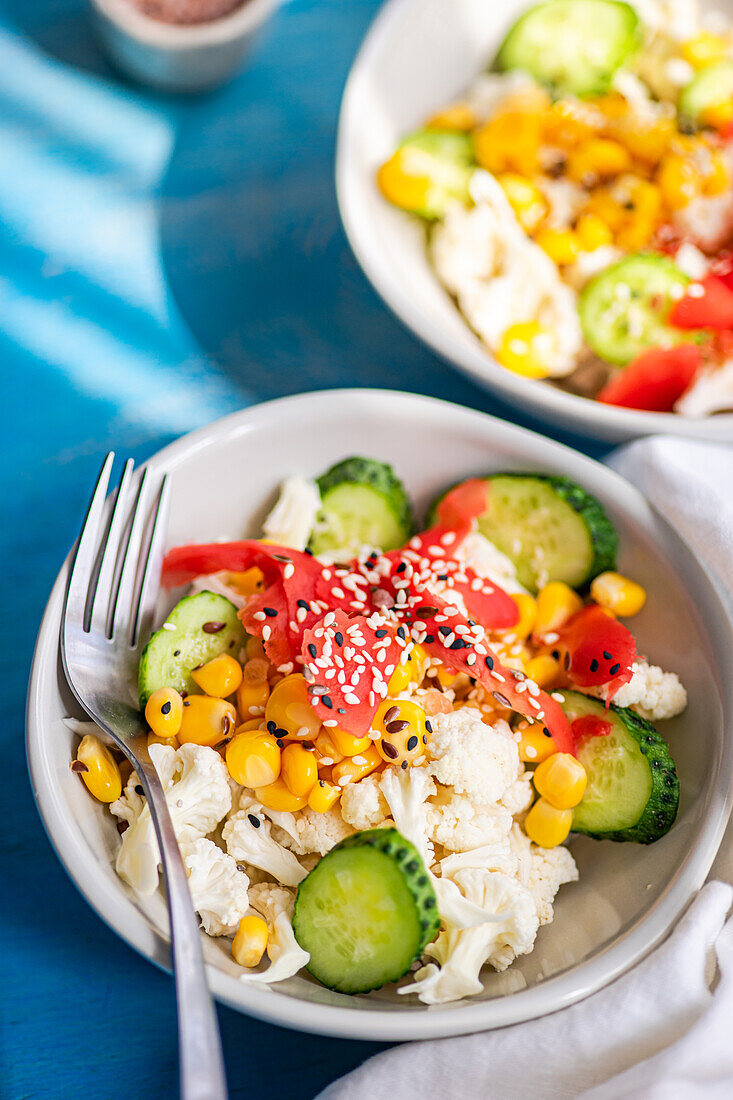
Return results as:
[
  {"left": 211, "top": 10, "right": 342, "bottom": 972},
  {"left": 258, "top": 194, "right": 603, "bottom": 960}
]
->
[
  {"left": 670, "top": 275, "right": 733, "bottom": 330},
  {"left": 571, "top": 714, "right": 612, "bottom": 750},
  {"left": 435, "top": 478, "right": 488, "bottom": 526},
  {"left": 555, "top": 605, "right": 636, "bottom": 701},
  {"left": 302, "top": 610, "right": 403, "bottom": 736},
  {"left": 385, "top": 525, "right": 520, "bottom": 632},
  {"left": 598, "top": 345, "right": 702, "bottom": 412}
]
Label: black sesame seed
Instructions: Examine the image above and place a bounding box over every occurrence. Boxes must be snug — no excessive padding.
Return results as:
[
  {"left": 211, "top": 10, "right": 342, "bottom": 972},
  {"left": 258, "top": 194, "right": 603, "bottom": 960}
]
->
[
  {"left": 135, "top": 784, "right": 144, "bottom": 796},
  {"left": 297, "top": 599, "right": 309, "bottom": 609},
  {"left": 307, "top": 643, "right": 317, "bottom": 658},
  {"left": 407, "top": 735, "right": 418, "bottom": 751},
  {"left": 610, "top": 663, "right": 621, "bottom": 675},
  {"left": 422, "top": 735, "right": 428, "bottom": 744},
  {"left": 334, "top": 631, "right": 344, "bottom": 646},
  {"left": 248, "top": 814, "right": 261, "bottom": 828},
  {"left": 484, "top": 655, "right": 494, "bottom": 671},
  {"left": 173, "top": 649, "right": 181, "bottom": 657},
  {"left": 396, "top": 562, "right": 407, "bottom": 574},
  {"left": 338, "top": 708, "right": 346, "bottom": 714},
  {"left": 397, "top": 626, "right": 407, "bottom": 640},
  {"left": 590, "top": 658, "right": 599, "bottom": 672},
  {"left": 438, "top": 625, "right": 451, "bottom": 636},
  {"left": 450, "top": 639, "right": 468, "bottom": 650},
  {"left": 424, "top": 634, "right": 435, "bottom": 644},
  {"left": 321, "top": 695, "right": 333, "bottom": 709},
  {"left": 603, "top": 651, "right": 613, "bottom": 661},
  {"left": 263, "top": 607, "right": 278, "bottom": 618},
  {"left": 276, "top": 728, "right": 288, "bottom": 739},
  {"left": 375, "top": 629, "right": 388, "bottom": 638},
  {"left": 381, "top": 740, "right": 399, "bottom": 759},
  {"left": 401, "top": 760, "right": 408, "bottom": 770},
  {"left": 267, "top": 720, "right": 276, "bottom": 734},
  {"left": 161, "top": 701, "right": 172, "bottom": 715},
  {"left": 543, "top": 727, "right": 552, "bottom": 738},
  {"left": 183, "top": 700, "right": 190, "bottom": 707},
  {"left": 425, "top": 719, "right": 433, "bottom": 734},
  {"left": 437, "top": 574, "right": 448, "bottom": 581},
  {"left": 276, "top": 738, "right": 284, "bottom": 748}
]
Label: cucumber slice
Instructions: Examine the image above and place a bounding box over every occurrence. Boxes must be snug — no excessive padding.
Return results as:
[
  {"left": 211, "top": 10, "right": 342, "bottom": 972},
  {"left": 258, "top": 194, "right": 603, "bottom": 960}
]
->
[
  {"left": 679, "top": 61, "right": 733, "bottom": 125},
  {"left": 138, "top": 591, "right": 246, "bottom": 708},
  {"left": 496, "top": 0, "right": 640, "bottom": 98},
  {"left": 292, "top": 828, "right": 440, "bottom": 994},
  {"left": 428, "top": 474, "right": 617, "bottom": 592},
  {"left": 579, "top": 253, "right": 695, "bottom": 365},
  {"left": 308, "top": 457, "right": 414, "bottom": 558},
  {"left": 560, "top": 690, "right": 679, "bottom": 843},
  {"left": 380, "top": 130, "right": 475, "bottom": 220}
]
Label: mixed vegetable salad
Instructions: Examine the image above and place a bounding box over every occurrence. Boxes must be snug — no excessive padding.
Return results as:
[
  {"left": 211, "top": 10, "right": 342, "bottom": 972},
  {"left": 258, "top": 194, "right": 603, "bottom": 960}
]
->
[
  {"left": 377, "top": 0, "right": 733, "bottom": 415},
  {"left": 70, "top": 457, "right": 686, "bottom": 1003}
]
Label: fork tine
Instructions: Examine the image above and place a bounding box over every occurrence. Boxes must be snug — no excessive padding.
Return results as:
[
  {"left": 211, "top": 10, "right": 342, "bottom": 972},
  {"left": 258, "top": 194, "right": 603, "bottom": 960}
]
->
[
  {"left": 89, "top": 459, "right": 136, "bottom": 638},
  {"left": 109, "top": 467, "right": 151, "bottom": 643},
  {"left": 63, "top": 453, "right": 115, "bottom": 634},
  {"left": 131, "top": 475, "right": 170, "bottom": 649}
]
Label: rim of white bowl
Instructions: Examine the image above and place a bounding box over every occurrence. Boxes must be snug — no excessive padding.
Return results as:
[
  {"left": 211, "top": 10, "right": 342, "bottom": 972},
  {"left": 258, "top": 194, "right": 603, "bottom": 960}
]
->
[
  {"left": 335, "top": 0, "right": 733, "bottom": 443},
  {"left": 92, "top": 0, "right": 279, "bottom": 49},
  {"left": 26, "top": 390, "right": 733, "bottom": 1039}
]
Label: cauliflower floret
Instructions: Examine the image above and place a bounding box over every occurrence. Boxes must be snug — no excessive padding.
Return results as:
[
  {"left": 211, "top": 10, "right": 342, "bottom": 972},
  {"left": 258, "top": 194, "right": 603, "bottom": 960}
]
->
[
  {"left": 400, "top": 869, "right": 539, "bottom": 1004},
  {"left": 527, "top": 843, "right": 579, "bottom": 926},
  {"left": 455, "top": 532, "right": 526, "bottom": 595},
  {"left": 379, "top": 765, "right": 436, "bottom": 867},
  {"left": 110, "top": 744, "right": 232, "bottom": 896},
  {"left": 425, "top": 710, "right": 522, "bottom": 804},
  {"left": 241, "top": 882, "right": 309, "bottom": 984},
  {"left": 340, "top": 774, "right": 390, "bottom": 830},
  {"left": 675, "top": 359, "right": 733, "bottom": 417},
  {"left": 222, "top": 810, "right": 306, "bottom": 887},
  {"left": 262, "top": 476, "right": 321, "bottom": 551},
  {"left": 500, "top": 774, "right": 534, "bottom": 817},
  {"left": 181, "top": 838, "right": 250, "bottom": 936},
  {"left": 278, "top": 806, "right": 354, "bottom": 856},
  {"left": 605, "top": 659, "right": 687, "bottom": 721},
  {"left": 427, "top": 791, "right": 513, "bottom": 853}
]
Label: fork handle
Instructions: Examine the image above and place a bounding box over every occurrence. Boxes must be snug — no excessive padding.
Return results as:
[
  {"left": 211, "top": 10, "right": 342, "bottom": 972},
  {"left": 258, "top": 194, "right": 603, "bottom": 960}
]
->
[{"left": 141, "top": 761, "right": 229, "bottom": 1100}]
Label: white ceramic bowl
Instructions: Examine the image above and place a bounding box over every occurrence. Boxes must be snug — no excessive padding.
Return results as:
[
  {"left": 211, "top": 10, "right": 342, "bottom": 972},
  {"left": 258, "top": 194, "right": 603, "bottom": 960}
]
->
[
  {"left": 27, "top": 390, "right": 733, "bottom": 1039},
  {"left": 336, "top": 0, "right": 733, "bottom": 443},
  {"left": 91, "top": 0, "right": 278, "bottom": 92}
]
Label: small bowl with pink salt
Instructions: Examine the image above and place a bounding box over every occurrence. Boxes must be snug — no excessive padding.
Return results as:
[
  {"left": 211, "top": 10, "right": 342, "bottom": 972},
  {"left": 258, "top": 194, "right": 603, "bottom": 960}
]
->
[{"left": 92, "top": 0, "right": 279, "bottom": 92}]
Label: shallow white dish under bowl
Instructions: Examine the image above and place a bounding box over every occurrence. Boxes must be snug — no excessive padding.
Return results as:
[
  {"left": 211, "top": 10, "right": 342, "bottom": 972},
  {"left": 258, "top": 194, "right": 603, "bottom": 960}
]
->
[
  {"left": 336, "top": 0, "right": 733, "bottom": 443},
  {"left": 27, "top": 390, "right": 733, "bottom": 1039}
]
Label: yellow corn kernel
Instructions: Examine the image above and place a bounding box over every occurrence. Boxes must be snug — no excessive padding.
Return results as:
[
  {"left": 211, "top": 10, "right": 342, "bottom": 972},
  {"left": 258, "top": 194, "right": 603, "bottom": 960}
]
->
[
  {"left": 226, "top": 729, "right": 281, "bottom": 787},
  {"left": 147, "top": 732, "right": 180, "bottom": 750},
  {"left": 388, "top": 643, "right": 428, "bottom": 695},
  {"left": 281, "top": 742, "right": 318, "bottom": 798},
  {"left": 178, "top": 696, "right": 237, "bottom": 748},
  {"left": 700, "top": 100, "right": 733, "bottom": 131},
  {"left": 525, "top": 797, "right": 573, "bottom": 847},
  {"left": 567, "top": 137, "right": 631, "bottom": 183},
  {"left": 534, "top": 752, "right": 587, "bottom": 809},
  {"left": 372, "top": 698, "right": 427, "bottom": 766},
  {"left": 500, "top": 592, "right": 537, "bottom": 639},
  {"left": 590, "top": 571, "right": 647, "bottom": 617},
  {"left": 377, "top": 150, "right": 432, "bottom": 213},
  {"left": 144, "top": 686, "right": 183, "bottom": 738},
  {"left": 313, "top": 731, "right": 345, "bottom": 766},
  {"left": 432, "top": 664, "right": 459, "bottom": 689},
  {"left": 702, "top": 149, "right": 730, "bottom": 194},
  {"left": 516, "top": 721, "right": 557, "bottom": 764},
  {"left": 236, "top": 658, "right": 270, "bottom": 718},
  {"left": 474, "top": 110, "right": 543, "bottom": 175},
  {"left": 264, "top": 673, "right": 321, "bottom": 740},
  {"left": 575, "top": 212, "right": 614, "bottom": 251},
  {"left": 331, "top": 746, "right": 382, "bottom": 788},
  {"left": 542, "top": 98, "right": 599, "bottom": 148},
  {"left": 232, "top": 914, "right": 269, "bottom": 968},
  {"left": 244, "top": 635, "right": 267, "bottom": 662},
  {"left": 307, "top": 778, "right": 341, "bottom": 813},
  {"left": 192, "top": 653, "right": 243, "bottom": 698},
  {"left": 658, "top": 153, "right": 702, "bottom": 209},
  {"left": 254, "top": 777, "right": 307, "bottom": 812},
  {"left": 496, "top": 173, "right": 548, "bottom": 233},
  {"left": 72, "top": 734, "right": 122, "bottom": 803},
  {"left": 329, "top": 727, "right": 372, "bottom": 757},
  {"left": 496, "top": 321, "right": 554, "bottom": 379},
  {"left": 236, "top": 717, "right": 266, "bottom": 733},
  {"left": 584, "top": 187, "right": 627, "bottom": 232},
  {"left": 425, "top": 102, "right": 476, "bottom": 131},
  {"left": 534, "top": 227, "right": 581, "bottom": 266},
  {"left": 681, "top": 31, "right": 729, "bottom": 69},
  {"left": 225, "top": 567, "right": 265, "bottom": 598},
  {"left": 523, "top": 654, "right": 561, "bottom": 689},
  {"left": 534, "top": 582, "right": 583, "bottom": 637}
]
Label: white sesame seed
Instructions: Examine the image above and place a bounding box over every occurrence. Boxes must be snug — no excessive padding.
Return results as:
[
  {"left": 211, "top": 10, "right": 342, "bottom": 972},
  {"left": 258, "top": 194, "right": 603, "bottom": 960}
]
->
[
  {"left": 163, "top": 622, "right": 176, "bottom": 632},
  {"left": 248, "top": 705, "right": 264, "bottom": 716},
  {"left": 253, "top": 612, "right": 266, "bottom": 622},
  {"left": 296, "top": 607, "right": 307, "bottom": 623},
  {"left": 297, "top": 726, "right": 310, "bottom": 737},
  {"left": 552, "top": 692, "right": 565, "bottom": 703},
  {"left": 543, "top": 632, "right": 560, "bottom": 644},
  {"left": 319, "top": 757, "right": 334, "bottom": 766},
  {"left": 337, "top": 775, "right": 351, "bottom": 787},
  {"left": 352, "top": 755, "right": 367, "bottom": 766},
  {"left": 262, "top": 625, "right": 271, "bottom": 641},
  {"left": 283, "top": 562, "right": 295, "bottom": 579},
  {"left": 525, "top": 745, "right": 537, "bottom": 759},
  {"left": 323, "top": 719, "right": 338, "bottom": 727},
  {"left": 331, "top": 588, "right": 345, "bottom": 600}
]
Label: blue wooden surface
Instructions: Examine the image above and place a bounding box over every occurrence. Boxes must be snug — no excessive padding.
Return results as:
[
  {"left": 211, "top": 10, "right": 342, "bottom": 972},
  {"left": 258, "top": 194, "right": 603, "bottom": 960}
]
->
[{"left": 2, "top": 1, "right": 608, "bottom": 1096}]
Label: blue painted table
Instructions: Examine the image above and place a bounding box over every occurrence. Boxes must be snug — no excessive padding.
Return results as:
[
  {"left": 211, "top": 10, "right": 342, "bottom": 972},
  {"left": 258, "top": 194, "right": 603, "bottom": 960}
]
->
[{"left": 2, "top": 1, "right": 607, "bottom": 1096}]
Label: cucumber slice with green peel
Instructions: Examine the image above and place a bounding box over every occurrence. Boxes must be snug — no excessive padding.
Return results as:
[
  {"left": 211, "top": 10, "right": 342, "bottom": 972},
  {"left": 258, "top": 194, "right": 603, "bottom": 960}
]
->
[
  {"left": 495, "top": 0, "right": 640, "bottom": 98},
  {"left": 308, "top": 457, "right": 414, "bottom": 558},
  {"left": 381, "top": 130, "right": 475, "bottom": 220},
  {"left": 679, "top": 61, "right": 733, "bottom": 125},
  {"left": 427, "top": 474, "right": 618, "bottom": 592},
  {"left": 579, "top": 254, "right": 697, "bottom": 365},
  {"left": 560, "top": 690, "right": 680, "bottom": 844},
  {"left": 292, "top": 828, "right": 440, "bottom": 994},
  {"left": 138, "top": 591, "right": 246, "bottom": 708}
]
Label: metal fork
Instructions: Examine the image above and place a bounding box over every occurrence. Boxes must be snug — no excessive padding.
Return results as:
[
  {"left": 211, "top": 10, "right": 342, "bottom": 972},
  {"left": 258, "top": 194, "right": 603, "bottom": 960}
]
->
[{"left": 60, "top": 453, "right": 228, "bottom": 1100}]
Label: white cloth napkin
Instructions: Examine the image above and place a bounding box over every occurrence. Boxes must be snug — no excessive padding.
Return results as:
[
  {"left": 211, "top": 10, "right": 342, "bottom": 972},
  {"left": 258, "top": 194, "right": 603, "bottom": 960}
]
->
[{"left": 320, "top": 436, "right": 733, "bottom": 1100}]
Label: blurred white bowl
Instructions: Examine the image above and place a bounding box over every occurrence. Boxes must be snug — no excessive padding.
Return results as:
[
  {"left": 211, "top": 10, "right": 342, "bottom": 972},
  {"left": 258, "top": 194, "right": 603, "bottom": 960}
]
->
[
  {"left": 27, "top": 390, "right": 733, "bottom": 1038},
  {"left": 91, "top": 0, "right": 278, "bottom": 92},
  {"left": 336, "top": 0, "right": 733, "bottom": 442}
]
